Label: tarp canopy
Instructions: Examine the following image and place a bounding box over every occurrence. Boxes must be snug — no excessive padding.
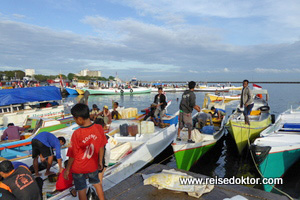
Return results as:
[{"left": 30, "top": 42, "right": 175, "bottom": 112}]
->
[{"left": 0, "top": 86, "right": 62, "bottom": 106}]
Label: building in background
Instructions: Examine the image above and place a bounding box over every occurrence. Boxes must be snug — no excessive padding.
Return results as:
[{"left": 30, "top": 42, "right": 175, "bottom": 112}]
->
[
  {"left": 25, "top": 69, "right": 35, "bottom": 76},
  {"left": 78, "top": 69, "right": 102, "bottom": 77}
]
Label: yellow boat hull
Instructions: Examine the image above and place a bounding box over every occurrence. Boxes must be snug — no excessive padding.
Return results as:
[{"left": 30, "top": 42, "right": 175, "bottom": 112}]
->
[
  {"left": 76, "top": 88, "right": 85, "bottom": 95},
  {"left": 208, "top": 94, "right": 240, "bottom": 102},
  {"left": 228, "top": 116, "right": 271, "bottom": 154}
]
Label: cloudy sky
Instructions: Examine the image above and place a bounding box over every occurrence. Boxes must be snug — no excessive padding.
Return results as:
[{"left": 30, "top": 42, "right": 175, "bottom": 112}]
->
[{"left": 1, "top": 0, "right": 300, "bottom": 81}]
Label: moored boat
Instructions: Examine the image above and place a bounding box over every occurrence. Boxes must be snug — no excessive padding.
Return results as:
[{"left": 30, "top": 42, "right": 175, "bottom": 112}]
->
[
  {"left": 207, "top": 93, "right": 241, "bottom": 102},
  {"left": 250, "top": 106, "right": 300, "bottom": 192},
  {"left": 172, "top": 116, "right": 225, "bottom": 171},
  {"left": 75, "top": 88, "right": 85, "bottom": 95},
  {"left": 65, "top": 87, "right": 78, "bottom": 95},
  {"left": 172, "top": 96, "right": 226, "bottom": 171},
  {"left": 0, "top": 116, "right": 74, "bottom": 161},
  {"left": 226, "top": 89, "right": 274, "bottom": 154},
  {"left": 0, "top": 86, "right": 65, "bottom": 126},
  {"left": 84, "top": 87, "right": 151, "bottom": 95},
  {"left": 42, "top": 112, "right": 178, "bottom": 199}
]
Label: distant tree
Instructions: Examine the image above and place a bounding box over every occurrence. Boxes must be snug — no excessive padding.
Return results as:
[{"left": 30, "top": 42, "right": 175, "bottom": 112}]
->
[
  {"left": 67, "top": 73, "right": 75, "bottom": 80},
  {"left": 108, "top": 76, "right": 115, "bottom": 80},
  {"left": 34, "top": 74, "right": 48, "bottom": 82},
  {"left": 15, "top": 70, "right": 25, "bottom": 79}
]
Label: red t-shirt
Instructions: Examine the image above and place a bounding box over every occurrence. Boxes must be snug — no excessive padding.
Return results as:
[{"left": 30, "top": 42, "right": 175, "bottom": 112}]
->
[
  {"left": 56, "top": 169, "right": 73, "bottom": 191},
  {"left": 67, "top": 123, "right": 107, "bottom": 174}
]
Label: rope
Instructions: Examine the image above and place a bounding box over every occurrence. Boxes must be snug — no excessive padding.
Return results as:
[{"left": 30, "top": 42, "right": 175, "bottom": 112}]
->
[{"left": 246, "top": 123, "right": 294, "bottom": 200}]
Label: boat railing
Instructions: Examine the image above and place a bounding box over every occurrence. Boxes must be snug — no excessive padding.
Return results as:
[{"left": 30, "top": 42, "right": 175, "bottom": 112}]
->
[{"left": 0, "top": 104, "right": 23, "bottom": 114}]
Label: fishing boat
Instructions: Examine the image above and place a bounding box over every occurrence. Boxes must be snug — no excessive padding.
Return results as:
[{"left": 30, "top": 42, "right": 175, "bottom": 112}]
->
[
  {"left": 151, "top": 87, "right": 176, "bottom": 92},
  {"left": 0, "top": 86, "right": 65, "bottom": 126},
  {"left": 172, "top": 95, "right": 226, "bottom": 171},
  {"left": 33, "top": 113, "right": 178, "bottom": 199},
  {"left": 207, "top": 93, "right": 241, "bottom": 102},
  {"left": 65, "top": 87, "right": 78, "bottom": 95},
  {"left": 194, "top": 86, "right": 230, "bottom": 92},
  {"left": 75, "top": 88, "right": 85, "bottom": 95},
  {"left": 84, "top": 87, "right": 151, "bottom": 95},
  {"left": 226, "top": 89, "right": 274, "bottom": 155},
  {"left": 0, "top": 117, "right": 74, "bottom": 161},
  {"left": 250, "top": 106, "right": 300, "bottom": 192}
]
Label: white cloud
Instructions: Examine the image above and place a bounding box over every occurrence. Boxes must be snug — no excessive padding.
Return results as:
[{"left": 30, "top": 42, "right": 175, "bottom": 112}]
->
[
  {"left": 188, "top": 70, "right": 199, "bottom": 74},
  {"left": 254, "top": 68, "right": 300, "bottom": 73},
  {"left": 0, "top": 17, "right": 300, "bottom": 81},
  {"left": 12, "top": 14, "right": 26, "bottom": 19}
]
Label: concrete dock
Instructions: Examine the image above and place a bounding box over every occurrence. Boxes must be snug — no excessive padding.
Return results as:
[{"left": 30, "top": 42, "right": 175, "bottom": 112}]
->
[{"left": 105, "top": 164, "right": 289, "bottom": 200}]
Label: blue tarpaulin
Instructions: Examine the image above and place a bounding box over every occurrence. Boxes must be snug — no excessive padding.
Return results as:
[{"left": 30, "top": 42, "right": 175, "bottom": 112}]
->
[
  {"left": 152, "top": 83, "right": 166, "bottom": 86},
  {"left": 0, "top": 86, "right": 62, "bottom": 106}
]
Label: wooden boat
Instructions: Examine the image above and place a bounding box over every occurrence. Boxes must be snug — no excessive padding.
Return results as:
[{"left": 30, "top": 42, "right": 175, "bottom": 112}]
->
[
  {"left": 251, "top": 106, "right": 300, "bottom": 192},
  {"left": 194, "top": 86, "right": 230, "bottom": 92},
  {"left": 75, "top": 88, "right": 85, "bottom": 95},
  {"left": 207, "top": 93, "right": 240, "bottom": 102},
  {"left": 172, "top": 115, "right": 225, "bottom": 171},
  {"left": 151, "top": 87, "right": 177, "bottom": 92},
  {"left": 229, "top": 86, "right": 242, "bottom": 90},
  {"left": 172, "top": 96, "right": 226, "bottom": 171},
  {"left": 38, "top": 113, "right": 178, "bottom": 199},
  {"left": 84, "top": 87, "right": 151, "bottom": 95},
  {"left": 0, "top": 117, "right": 74, "bottom": 160},
  {"left": 65, "top": 87, "right": 78, "bottom": 95},
  {"left": 0, "top": 86, "right": 65, "bottom": 126},
  {"left": 226, "top": 89, "right": 274, "bottom": 155}
]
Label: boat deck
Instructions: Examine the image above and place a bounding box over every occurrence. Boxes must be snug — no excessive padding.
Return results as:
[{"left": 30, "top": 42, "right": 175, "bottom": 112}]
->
[{"left": 105, "top": 164, "right": 289, "bottom": 200}]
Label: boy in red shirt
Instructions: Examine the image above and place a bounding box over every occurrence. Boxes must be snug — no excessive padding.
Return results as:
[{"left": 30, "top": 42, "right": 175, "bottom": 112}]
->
[{"left": 64, "top": 103, "right": 107, "bottom": 200}]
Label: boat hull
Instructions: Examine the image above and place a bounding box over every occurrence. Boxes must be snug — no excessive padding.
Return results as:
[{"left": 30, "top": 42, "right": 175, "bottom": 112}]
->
[
  {"left": 208, "top": 94, "right": 240, "bottom": 102},
  {"left": 173, "top": 141, "right": 216, "bottom": 171},
  {"left": 0, "top": 105, "right": 65, "bottom": 126},
  {"left": 85, "top": 88, "right": 151, "bottom": 95},
  {"left": 258, "top": 147, "right": 300, "bottom": 192},
  {"left": 65, "top": 87, "right": 78, "bottom": 95},
  {"left": 228, "top": 116, "right": 271, "bottom": 154},
  {"left": 47, "top": 124, "right": 177, "bottom": 199}
]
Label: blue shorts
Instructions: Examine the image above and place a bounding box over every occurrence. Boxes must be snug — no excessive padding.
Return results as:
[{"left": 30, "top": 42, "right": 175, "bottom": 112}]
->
[{"left": 72, "top": 170, "right": 100, "bottom": 191}]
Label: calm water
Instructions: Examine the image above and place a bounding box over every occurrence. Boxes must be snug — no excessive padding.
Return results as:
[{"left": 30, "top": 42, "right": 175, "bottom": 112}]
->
[{"left": 66, "top": 84, "right": 300, "bottom": 198}]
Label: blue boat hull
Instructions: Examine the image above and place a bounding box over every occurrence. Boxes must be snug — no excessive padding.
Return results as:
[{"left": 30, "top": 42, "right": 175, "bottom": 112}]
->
[{"left": 66, "top": 87, "right": 78, "bottom": 95}]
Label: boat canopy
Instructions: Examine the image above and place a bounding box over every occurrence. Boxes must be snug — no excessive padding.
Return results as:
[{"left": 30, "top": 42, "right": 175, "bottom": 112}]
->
[
  {"left": 252, "top": 89, "right": 268, "bottom": 95},
  {"left": 0, "top": 86, "right": 62, "bottom": 106}
]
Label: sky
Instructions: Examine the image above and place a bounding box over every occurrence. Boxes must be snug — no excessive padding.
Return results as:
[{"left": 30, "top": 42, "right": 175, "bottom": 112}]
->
[{"left": 0, "top": 0, "right": 300, "bottom": 82}]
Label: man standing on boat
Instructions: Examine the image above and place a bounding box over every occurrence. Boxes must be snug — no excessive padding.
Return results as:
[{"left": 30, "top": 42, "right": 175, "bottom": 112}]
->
[
  {"left": 177, "top": 81, "right": 201, "bottom": 143},
  {"left": 240, "top": 80, "right": 254, "bottom": 125},
  {"left": 154, "top": 87, "right": 167, "bottom": 126}
]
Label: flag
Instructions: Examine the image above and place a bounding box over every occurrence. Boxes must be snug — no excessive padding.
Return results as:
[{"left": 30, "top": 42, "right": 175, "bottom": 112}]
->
[
  {"left": 253, "top": 83, "right": 262, "bottom": 90},
  {"left": 253, "top": 84, "right": 263, "bottom": 98},
  {"left": 59, "top": 74, "right": 64, "bottom": 89}
]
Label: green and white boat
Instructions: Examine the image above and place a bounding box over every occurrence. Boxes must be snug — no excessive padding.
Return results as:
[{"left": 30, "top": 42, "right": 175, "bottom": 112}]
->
[
  {"left": 172, "top": 97, "right": 226, "bottom": 171},
  {"left": 251, "top": 106, "right": 300, "bottom": 192},
  {"left": 84, "top": 87, "right": 151, "bottom": 95}
]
